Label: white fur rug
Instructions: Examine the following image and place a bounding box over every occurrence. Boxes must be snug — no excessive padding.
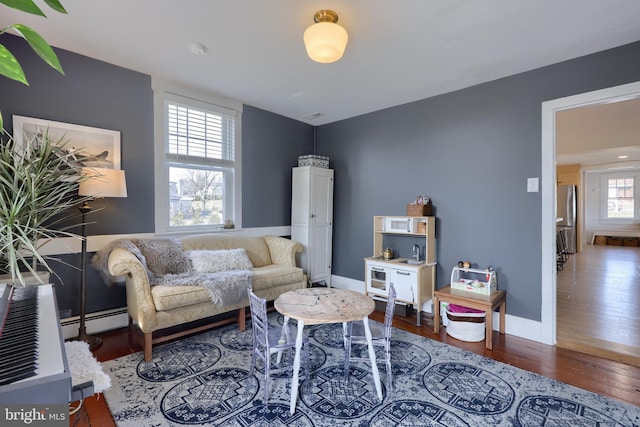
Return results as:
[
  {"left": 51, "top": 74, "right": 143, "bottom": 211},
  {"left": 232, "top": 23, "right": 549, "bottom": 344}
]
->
[{"left": 65, "top": 341, "right": 111, "bottom": 394}]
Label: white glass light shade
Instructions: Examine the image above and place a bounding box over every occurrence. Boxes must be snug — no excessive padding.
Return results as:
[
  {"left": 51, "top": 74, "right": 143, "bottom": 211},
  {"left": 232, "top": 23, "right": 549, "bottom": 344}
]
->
[
  {"left": 79, "top": 167, "right": 127, "bottom": 198},
  {"left": 304, "top": 21, "right": 348, "bottom": 63}
]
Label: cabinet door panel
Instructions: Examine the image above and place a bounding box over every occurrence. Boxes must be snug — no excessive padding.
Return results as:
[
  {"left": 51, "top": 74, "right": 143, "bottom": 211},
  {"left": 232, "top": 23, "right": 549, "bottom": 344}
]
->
[
  {"left": 310, "top": 224, "right": 332, "bottom": 282},
  {"left": 366, "top": 263, "right": 388, "bottom": 296},
  {"left": 291, "top": 169, "right": 311, "bottom": 227},
  {"left": 389, "top": 269, "right": 416, "bottom": 303},
  {"left": 311, "top": 170, "right": 334, "bottom": 226}
]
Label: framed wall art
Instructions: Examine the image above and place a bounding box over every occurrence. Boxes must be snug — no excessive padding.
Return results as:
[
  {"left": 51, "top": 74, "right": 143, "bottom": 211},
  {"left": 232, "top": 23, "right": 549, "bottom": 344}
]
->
[{"left": 12, "top": 115, "right": 121, "bottom": 169}]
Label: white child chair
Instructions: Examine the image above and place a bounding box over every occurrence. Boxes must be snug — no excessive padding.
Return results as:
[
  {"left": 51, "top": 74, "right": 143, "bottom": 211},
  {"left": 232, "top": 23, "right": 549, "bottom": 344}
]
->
[
  {"left": 247, "top": 289, "right": 310, "bottom": 403},
  {"left": 343, "top": 284, "right": 396, "bottom": 390}
]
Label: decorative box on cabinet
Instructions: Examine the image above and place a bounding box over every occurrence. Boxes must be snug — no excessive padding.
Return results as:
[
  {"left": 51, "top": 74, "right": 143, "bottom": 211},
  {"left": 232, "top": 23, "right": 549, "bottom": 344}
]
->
[{"left": 291, "top": 166, "right": 334, "bottom": 287}]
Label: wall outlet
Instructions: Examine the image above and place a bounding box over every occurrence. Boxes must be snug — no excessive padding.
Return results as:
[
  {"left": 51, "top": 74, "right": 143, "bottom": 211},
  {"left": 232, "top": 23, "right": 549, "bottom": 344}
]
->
[{"left": 527, "top": 177, "right": 539, "bottom": 192}]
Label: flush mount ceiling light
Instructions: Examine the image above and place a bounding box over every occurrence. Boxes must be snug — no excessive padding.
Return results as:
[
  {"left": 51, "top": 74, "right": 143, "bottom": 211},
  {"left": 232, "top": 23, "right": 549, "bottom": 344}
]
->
[
  {"left": 190, "top": 42, "right": 208, "bottom": 55},
  {"left": 303, "top": 9, "right": 348, "bottom": 63}
]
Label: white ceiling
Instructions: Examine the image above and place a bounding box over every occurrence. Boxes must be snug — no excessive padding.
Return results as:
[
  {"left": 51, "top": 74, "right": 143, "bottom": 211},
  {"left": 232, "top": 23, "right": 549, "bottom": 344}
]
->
[
  {"left": 3, "top": 0, "right": 640, "bottom": 164},
  {"left": 556, "top": 97, "right": 640, "bottom": 167}
]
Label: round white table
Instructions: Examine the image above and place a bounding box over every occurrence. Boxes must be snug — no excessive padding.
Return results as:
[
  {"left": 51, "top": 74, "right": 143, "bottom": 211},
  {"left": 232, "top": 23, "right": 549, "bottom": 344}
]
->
[{"left": 274, "top": 287, "right": 382, "bottom": 414}]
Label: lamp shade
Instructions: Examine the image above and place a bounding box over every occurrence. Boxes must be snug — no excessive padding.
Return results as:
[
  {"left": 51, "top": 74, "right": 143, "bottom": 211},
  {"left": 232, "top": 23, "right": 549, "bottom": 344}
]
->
[
  {"left": 304, "top": 10, "right": 348, "bottom": 63},
  {"left": 79, "top": 167, "right": 127, "bottom": 198}
]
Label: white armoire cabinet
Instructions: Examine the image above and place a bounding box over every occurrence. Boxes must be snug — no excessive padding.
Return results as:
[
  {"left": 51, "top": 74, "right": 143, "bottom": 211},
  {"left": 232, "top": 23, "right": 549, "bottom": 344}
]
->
[{"left": 291, "top": 166, "right": 334, "bottom": 287}]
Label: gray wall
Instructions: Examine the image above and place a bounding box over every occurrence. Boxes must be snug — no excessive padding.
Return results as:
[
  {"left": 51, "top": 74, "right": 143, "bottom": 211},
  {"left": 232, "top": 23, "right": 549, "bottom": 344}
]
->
[
  {"left": 0, "top": 35, "right": 312, "bottom": 316},
  {"left": 1, "top": 36, "right": 155, "bottom": 236},
  {"left": 1, "top": 36, "right": 155, "bottom": 316},
  {"left": 320, "top": 40, "right": 640, "bottom": 322},
  {"left": 242, "top": 105, "right": 314, "bottom": 227}
]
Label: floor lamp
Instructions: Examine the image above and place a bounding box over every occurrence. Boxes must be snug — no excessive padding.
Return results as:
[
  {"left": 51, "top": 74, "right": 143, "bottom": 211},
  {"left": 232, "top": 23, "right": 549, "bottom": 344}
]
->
[{"left": 77, "top": 167, "right": 127, "bottom": 350}]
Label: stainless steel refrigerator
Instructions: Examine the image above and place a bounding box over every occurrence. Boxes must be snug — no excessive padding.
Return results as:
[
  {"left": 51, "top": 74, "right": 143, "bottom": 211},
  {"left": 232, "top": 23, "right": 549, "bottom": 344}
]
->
[{"left": 557, "top": 184, "right": 577, "bottom": 253}]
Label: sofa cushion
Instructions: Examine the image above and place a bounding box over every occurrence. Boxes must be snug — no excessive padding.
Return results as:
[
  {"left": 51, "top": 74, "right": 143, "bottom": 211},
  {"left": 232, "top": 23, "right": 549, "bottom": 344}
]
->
[
  {"left": 151, "top": 265, "right": 304, "bottom": 311},
  {"left": 180, "top": 235, "right": 272, "bottom": 267},
  {"left": 252, "top": 265, "right": 305, "bottom": 292},
  {"left": 186, "top": 249, "right": 253, "bottom": 273},
  {"left": 151, "top": 285, "right": 211, "bottom": 311}
]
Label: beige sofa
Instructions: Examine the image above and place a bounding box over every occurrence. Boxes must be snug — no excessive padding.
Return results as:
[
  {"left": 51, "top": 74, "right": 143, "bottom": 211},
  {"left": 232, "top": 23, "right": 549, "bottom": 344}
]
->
[{"left": 107, "top": 234, "right": 306, "bottom": 361}]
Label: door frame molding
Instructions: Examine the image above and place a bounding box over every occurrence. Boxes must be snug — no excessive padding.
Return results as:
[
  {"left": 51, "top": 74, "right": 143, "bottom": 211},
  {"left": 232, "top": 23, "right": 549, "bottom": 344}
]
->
[{"left": 540, "top": 80, "right": 640, "bottom": 345}]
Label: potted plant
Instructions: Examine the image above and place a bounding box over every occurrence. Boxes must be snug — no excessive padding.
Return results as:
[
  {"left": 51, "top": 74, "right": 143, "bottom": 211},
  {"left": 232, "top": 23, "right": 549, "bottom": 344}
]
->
[{"left": 0, "top": 128, "right": 87, "bottom": 286}]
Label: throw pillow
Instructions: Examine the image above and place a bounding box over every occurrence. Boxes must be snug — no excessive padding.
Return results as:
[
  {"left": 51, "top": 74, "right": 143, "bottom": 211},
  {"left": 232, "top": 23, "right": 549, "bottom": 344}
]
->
[
  {"left": 187, "top": 249, "right": 253, "bottom": 273},
  {"left": 133, "top": 238, "right": 192, "bottom": 278}
]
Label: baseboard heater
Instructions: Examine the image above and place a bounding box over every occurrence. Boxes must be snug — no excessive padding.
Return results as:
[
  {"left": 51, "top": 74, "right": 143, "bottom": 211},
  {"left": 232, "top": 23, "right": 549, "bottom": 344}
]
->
[{"left": 60, "top": 307, "right": 130, "bottom": 340}]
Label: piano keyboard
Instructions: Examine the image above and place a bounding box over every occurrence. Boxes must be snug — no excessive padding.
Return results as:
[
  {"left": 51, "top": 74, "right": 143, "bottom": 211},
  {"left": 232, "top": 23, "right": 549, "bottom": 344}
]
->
[
  {"left": 0, "top": 283, "right": 71, "bottom": 404},
  {"left": 0, "top": 285, "right": 39, "bottom": 385}
]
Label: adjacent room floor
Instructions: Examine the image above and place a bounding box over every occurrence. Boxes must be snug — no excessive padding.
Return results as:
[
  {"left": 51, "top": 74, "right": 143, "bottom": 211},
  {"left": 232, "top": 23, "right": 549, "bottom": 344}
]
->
[{"left": 557, "top": 243, "right": 640, "bottom": 367}]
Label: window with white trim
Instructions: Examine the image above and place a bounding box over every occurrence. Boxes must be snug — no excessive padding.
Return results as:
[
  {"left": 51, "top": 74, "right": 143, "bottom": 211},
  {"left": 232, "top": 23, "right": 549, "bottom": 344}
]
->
[
  {"left": 154, "top": 85, "right": 242, "bottom": 233},
  {"left": 600, "top": 172, "right": 639, "bottom": 221}
]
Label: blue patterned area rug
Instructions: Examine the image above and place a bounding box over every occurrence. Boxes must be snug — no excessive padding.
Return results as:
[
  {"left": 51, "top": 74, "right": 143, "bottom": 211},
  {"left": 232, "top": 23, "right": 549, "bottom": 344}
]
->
[{"left": 102, "top": 313, "right": 640, "bottom": 426}]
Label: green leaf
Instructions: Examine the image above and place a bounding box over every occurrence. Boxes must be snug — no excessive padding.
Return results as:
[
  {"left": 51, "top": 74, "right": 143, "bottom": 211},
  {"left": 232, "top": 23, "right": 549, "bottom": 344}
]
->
[
  {"left": 43, "top": 0, "right": 66, "bottom": 14},
  {"left": 12, "top": 24, "right": 64, "bottom": 75},
  {"left": 0, "top": 0, "right": 45, "bottom": 16},
  {"left": 0, "top": 43, "right": 28, "bottom": 84},
  {"left": 0, "top": 112, "right": 3, "bottom": 131}
]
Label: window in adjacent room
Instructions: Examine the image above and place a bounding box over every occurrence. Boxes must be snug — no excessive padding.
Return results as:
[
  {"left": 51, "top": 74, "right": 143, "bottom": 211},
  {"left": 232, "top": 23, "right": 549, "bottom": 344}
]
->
[
  {"left": 154, "top": 82, "right": 242, "bottom": 233},
  {"left": 601, "top": 172, "right": 637, "bottom": 221}
]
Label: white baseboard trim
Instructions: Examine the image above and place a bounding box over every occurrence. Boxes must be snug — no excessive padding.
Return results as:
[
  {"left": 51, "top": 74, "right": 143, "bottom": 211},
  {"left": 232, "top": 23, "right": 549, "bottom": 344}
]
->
[
  {"left": 61, "top": 307, "right": 129, "bottom": 340},
  {"left": 330, "top": 274, "right": 544, "bottom": 345}
]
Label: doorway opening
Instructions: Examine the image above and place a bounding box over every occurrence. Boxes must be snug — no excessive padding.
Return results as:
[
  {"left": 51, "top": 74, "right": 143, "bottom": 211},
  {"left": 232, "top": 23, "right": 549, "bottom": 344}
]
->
[{"left": 541, "top": 81, "right": 640, "bottom": 355}]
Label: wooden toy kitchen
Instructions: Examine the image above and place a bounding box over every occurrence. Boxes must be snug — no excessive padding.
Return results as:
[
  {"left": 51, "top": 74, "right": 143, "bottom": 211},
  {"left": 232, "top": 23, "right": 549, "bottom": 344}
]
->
[{"left": 364, "top": 214, "right": 436, "bottom": 326}]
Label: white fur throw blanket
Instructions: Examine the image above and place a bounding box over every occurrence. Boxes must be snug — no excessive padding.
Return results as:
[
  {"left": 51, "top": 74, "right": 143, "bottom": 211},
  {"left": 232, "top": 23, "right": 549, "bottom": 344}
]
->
[{"left": 157, "top": 270, "right": 253, "bottom": 306}]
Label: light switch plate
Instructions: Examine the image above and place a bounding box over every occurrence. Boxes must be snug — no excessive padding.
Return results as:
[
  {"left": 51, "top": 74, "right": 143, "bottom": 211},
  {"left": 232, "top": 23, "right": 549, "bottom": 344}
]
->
[{"left": 527, "top": 177, "right": 539, "bottom": 193}]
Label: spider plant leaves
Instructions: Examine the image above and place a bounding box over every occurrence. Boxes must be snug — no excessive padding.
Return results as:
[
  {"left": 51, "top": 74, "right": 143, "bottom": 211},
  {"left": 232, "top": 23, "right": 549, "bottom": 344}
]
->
[{"left": 0, "top": 130, "right": 89, "bottom": 285}]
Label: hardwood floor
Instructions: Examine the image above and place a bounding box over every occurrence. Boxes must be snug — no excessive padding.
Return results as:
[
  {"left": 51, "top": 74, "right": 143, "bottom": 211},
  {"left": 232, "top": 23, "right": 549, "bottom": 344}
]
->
[
  {"left": 70, "top": 303, "right": 640, "bottom": 426},
  {"left": 557, "top": 244, "right": 640, "bottom": 366}
]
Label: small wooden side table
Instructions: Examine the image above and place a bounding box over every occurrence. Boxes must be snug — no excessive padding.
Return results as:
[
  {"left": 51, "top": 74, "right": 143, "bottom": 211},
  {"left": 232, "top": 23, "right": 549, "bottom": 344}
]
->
[{"left": 433, "top": 286, "right": 506, "bottom": 350}]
